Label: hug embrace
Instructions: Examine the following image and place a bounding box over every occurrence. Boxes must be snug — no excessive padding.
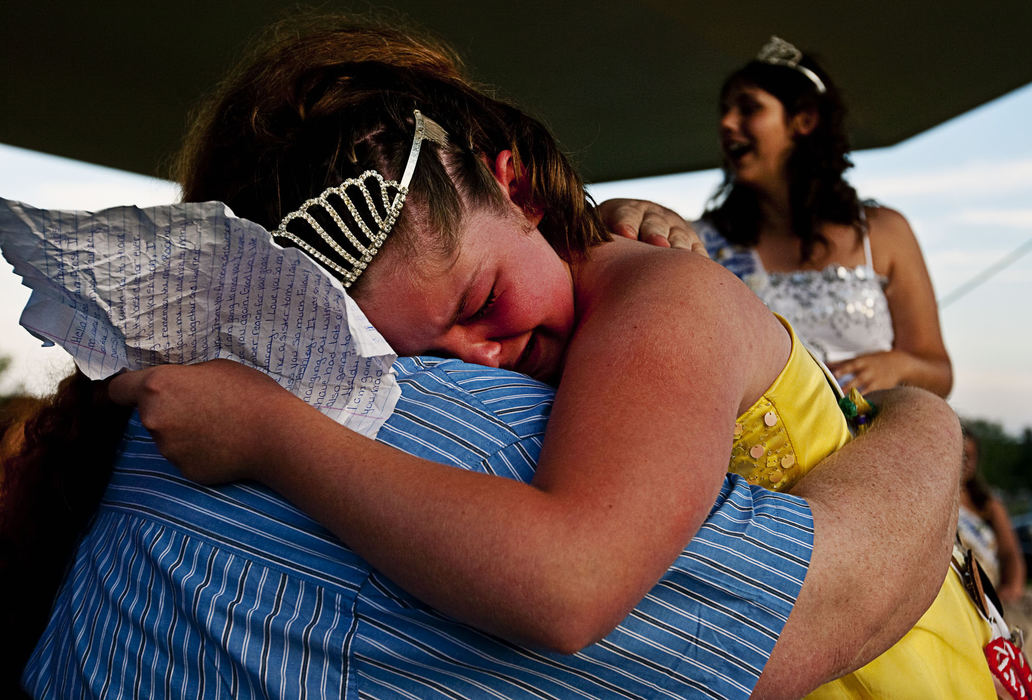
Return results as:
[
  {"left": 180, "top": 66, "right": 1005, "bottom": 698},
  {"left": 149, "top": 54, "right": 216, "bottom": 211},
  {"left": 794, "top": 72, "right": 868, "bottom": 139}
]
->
[{"left": 2, "top": 14, "right": 1021, "bottom": 700}]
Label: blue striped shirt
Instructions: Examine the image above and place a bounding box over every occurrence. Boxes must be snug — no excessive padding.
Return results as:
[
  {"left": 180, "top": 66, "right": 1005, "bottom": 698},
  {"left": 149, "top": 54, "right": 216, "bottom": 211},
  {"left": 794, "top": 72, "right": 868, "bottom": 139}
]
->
[{"left": 24, "top": 357, "right": 813, "bottom": 699}]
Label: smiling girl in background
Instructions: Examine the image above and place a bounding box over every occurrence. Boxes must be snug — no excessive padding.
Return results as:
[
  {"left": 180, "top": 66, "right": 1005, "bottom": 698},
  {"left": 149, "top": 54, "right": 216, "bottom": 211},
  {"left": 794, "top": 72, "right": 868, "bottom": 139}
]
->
[{"left": 698, "top": 36, "right": 953, "bottom": 398}]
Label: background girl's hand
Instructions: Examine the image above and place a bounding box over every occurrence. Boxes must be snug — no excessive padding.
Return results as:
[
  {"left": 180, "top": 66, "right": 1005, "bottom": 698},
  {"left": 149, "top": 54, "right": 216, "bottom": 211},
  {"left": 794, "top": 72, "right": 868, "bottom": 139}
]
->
[
  {"left": 828, "top": 350, "right": 912, "bottom": 394},
  {"left": 108, "top": 360, "right": 286, "bottom": 484},
  {"left": 596, "top": 198, "right": 706, "bottom": 254}
]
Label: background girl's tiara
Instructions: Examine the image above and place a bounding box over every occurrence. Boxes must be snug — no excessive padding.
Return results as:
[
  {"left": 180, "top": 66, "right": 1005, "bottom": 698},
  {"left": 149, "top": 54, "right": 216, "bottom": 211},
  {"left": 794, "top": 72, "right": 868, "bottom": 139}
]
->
[
  {"left": 273, "top": 110, "right": 448, "bottom": 289},
  {"left": 756, "top": 36, "right": 827, "bottom": 94}
]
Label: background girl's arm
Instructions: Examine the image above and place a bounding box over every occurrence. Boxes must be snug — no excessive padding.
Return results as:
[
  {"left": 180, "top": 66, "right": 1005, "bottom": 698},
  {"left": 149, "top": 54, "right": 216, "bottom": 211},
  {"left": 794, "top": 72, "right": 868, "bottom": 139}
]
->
[
  {"left": 111, "top": 246, "right": 773, "bottom": 652},
  {"left": 828, "top": 206, "right": 953, "bottom": 397},
  {"left": 985, "top": 496, "right": 1028, "bottom": 602}
]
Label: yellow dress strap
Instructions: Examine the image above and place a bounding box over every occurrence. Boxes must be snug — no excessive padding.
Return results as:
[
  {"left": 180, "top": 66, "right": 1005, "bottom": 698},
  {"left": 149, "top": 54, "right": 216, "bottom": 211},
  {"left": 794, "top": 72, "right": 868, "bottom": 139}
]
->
[{"left": 729, "top": 316, "right": 851, "bottom": 492}]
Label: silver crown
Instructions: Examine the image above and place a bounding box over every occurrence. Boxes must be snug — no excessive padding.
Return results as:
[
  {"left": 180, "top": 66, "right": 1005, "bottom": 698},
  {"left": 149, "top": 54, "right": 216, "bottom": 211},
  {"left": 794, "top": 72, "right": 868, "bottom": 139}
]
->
[
  {"left": 756, "top": 36, "right": 827, "bottom": 94},
  {"left": 273, "top": 110, "right": 448, "bottom": 289}
]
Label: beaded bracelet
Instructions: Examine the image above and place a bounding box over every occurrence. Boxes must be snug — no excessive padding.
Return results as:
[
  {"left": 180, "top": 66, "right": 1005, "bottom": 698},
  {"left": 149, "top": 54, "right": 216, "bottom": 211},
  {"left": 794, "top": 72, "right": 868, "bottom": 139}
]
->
[{"left": 839, "top": 388, "right": 877, "bottom": 434}]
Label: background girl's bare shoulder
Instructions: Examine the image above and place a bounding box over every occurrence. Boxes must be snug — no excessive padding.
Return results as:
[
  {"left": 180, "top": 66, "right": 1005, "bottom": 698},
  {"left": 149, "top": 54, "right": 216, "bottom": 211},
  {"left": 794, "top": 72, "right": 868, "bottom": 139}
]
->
[
  {"left": 864, "top": 204, "right": 923, "bottom": 274},
  {"left": 865, "top": 204, "right": 914, "bottom": 237}
]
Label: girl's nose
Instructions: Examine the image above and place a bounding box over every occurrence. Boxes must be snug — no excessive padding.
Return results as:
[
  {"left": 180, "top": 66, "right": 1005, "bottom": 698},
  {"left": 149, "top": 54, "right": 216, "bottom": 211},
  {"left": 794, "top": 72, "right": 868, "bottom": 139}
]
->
[
  {"left": 720, "top": 109, "right": 739, "bottom": 135},
  {"left": 438, "top": 327, "right": 504, "bottom": 367},
  {"left": 463, "top": 338, "right": 503, "bottom": 367}
]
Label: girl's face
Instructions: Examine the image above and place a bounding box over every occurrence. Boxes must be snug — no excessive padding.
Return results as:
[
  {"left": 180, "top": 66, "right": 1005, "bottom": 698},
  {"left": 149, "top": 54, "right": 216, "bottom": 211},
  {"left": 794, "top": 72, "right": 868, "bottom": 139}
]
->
[
  {"left": 353, "top": 203, "right": 576, "bottom": 384},
  {"left": 719, "top": 85, "right": 808, "bottom": 192}
]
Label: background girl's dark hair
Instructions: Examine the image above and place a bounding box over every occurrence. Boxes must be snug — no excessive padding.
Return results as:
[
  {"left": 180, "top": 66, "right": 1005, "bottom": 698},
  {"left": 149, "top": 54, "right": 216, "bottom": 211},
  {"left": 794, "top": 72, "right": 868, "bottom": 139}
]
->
[
  {"left": 703, "top": 53, "right": 864, "bottom": 261},
  {"left": 961, "top": 424, "right": 993, "bottom": 516}
]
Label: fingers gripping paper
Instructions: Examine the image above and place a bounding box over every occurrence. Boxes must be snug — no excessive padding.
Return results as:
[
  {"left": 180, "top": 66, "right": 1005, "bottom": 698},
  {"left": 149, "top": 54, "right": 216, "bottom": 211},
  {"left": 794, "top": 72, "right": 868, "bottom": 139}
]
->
[{"left": 0, "top": 198, "right": 399, "bottom": 438}]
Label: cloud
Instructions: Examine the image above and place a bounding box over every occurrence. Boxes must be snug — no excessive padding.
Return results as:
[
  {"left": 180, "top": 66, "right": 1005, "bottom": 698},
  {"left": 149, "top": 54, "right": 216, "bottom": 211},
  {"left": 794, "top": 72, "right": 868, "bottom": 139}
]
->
[
  {"left": 855, "top": 157, "right": 1032, "bottom": 199},
  {"left": 0, "top": 144, "right": 179, "bottom": 211},
  {"left": 956, "top": 208, "right": 1032, "bottom": 228},
  {"left": 931, "top": 247, "right": 1030, "bottom": 267},
  {"left": 950, "top": 369, "right": 1032, "bottom": 434},
  {"left": 15, "top": 178, "right": 179, "bottom": 211}
]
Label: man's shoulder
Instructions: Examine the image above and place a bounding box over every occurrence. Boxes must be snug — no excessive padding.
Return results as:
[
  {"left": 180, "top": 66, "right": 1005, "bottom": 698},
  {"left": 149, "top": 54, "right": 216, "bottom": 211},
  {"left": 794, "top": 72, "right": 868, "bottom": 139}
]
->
[
  {"left": 393, "top": 357, "right": 555, "bottom": 408},
  {"left": 381, "top": 358, "right": 555, "bottom": 474}
]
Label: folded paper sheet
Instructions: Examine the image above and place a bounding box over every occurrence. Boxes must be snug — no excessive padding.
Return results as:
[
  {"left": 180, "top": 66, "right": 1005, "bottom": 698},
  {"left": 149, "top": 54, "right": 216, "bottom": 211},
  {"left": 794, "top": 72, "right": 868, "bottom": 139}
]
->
[{"left": 0, "top": 198, "right": 399, "bottom": 438}]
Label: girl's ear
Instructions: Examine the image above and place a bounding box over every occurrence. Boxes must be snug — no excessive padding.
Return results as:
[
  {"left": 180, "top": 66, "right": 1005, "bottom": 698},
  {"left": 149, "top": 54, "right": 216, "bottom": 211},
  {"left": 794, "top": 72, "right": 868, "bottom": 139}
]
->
[
  {"left": 491, "top": 150, "right": 519, "bottom": 197},
  {"left": 491, "top": 150, "right": 543, "bottom": 226},
  {"left": 791, "top": 108, "right": 819, "bottom": 136}
]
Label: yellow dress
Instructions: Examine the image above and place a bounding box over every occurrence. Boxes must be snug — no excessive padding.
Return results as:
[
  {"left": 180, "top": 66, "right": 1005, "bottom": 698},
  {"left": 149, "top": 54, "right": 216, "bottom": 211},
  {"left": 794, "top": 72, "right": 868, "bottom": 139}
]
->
[{"left": 733, "top": 318, "right": 995, "bottom": 698}]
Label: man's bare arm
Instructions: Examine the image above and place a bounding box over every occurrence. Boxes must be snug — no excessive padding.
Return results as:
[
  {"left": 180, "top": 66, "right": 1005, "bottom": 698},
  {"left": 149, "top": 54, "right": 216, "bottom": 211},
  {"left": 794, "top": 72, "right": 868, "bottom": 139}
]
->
[{"left": 753, "top": 387, "right": 961, "bottom": 698}]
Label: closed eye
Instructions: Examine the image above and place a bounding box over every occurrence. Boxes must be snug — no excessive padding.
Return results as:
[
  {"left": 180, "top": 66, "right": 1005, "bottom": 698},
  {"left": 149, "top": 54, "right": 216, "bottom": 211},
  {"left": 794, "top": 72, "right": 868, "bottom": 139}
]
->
[{"left": 467, "top": 288, "right": 497, "bottom": 324}]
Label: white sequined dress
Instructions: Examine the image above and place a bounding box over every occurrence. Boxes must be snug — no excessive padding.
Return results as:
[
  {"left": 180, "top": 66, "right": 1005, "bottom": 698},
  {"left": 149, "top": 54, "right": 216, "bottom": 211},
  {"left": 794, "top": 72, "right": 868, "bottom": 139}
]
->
[{"left": 698, "top": 216, "right": 894, "bottom": 366}]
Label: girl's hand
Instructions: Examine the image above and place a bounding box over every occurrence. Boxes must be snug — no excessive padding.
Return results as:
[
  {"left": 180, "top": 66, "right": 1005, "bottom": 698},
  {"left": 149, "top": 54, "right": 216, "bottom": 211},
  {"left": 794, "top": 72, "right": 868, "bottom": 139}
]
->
[
  {"left": 866, "top": 206, "right": 953, "bottom": 397},
  {"left": 828, "top": 350, "right": 912, "bottom": 394},
  {"left": 596, "top": 198, "right": 706, "bottom": 254},
  {"left": 108, "top": 360, "right": 287, "bottom": 485}
]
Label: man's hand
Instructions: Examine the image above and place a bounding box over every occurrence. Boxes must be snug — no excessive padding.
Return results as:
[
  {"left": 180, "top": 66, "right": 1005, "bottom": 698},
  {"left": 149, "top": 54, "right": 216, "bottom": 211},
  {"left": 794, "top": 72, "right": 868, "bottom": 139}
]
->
[{"left": 596, "top": 198, "right": 706, "bottom": 255}]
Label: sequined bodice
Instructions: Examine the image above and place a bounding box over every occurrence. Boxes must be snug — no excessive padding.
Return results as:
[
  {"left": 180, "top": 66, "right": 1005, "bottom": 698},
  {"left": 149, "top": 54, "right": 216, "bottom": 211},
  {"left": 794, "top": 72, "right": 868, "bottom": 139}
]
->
[
  {"left": 752, "top": 264, "right": 893, "bottom": 364},
  {"left": 698, "top": 217, "right": 894, "bottom": 365},
  {"left": 729, "top": 318, "right": 852, "bottom": 492}
]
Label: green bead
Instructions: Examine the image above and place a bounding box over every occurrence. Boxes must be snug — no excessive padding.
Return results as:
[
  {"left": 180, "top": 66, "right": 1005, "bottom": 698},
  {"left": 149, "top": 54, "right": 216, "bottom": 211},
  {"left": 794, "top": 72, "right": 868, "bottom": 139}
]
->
[{"left": 838, "top": 397, "right": 858, "bottom": 418}]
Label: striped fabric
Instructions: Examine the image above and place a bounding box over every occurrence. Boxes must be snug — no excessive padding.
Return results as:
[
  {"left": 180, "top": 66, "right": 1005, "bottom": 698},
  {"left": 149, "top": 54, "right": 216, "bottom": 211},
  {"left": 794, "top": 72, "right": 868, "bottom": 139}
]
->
[
  {"left": 24, "top": 357, "right": 813, "bottom": 699},
  {"left": 695, "top": 219, "right": 760, "bottom": 283}
]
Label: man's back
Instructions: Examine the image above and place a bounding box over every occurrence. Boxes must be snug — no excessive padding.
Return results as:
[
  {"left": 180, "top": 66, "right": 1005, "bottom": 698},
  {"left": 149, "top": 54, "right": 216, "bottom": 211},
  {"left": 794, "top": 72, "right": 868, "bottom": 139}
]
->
[{"left": 24, "top": 358, "right": 813, "bottom": 699}]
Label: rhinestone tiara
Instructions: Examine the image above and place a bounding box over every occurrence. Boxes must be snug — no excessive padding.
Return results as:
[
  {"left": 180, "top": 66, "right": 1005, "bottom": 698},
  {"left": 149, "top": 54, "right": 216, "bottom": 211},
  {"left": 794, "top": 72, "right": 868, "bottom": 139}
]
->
[
  {"left": 755, "top": 36, "right": 827, "bottom": 94},
  {"left": 273, "top": 110, "right": 449, "bottom": 289}
]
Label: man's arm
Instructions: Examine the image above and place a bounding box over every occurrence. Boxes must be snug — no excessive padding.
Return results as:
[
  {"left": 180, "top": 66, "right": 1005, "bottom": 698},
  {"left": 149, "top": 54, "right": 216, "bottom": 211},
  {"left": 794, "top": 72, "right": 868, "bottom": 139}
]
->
[{"left": 753, "top": 386, "right": 962, "bottom": 698}]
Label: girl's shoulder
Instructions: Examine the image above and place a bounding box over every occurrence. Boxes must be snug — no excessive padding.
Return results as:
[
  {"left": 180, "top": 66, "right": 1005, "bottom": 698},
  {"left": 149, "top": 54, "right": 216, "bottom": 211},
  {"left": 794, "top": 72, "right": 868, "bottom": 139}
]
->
[
  {"left": 863, "top": 203, "right": 921, "bottom": 275},
  {"left": 863, "top": 203, "right": 913, "bottom": 237},
  {"left": 585, "top": 238, "right": 760, "bottom": 310},
  {"left": 577, "top": 239, "right": 790, "bottom": 406}
]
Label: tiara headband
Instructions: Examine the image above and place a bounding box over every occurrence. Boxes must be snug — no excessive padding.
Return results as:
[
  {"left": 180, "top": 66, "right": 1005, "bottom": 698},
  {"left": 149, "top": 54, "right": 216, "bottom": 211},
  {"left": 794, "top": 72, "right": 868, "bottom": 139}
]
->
[
  {"left": 755, "top": 35, "right": 827, "bottom": 94},
  {"left": 273, "top": 109, "right": 449, "bottom": 289}
]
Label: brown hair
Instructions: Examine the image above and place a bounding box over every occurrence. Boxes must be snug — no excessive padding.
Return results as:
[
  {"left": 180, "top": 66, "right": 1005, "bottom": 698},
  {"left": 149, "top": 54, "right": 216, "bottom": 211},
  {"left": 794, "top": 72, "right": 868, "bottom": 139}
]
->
[
  {"left": 174, "top": 16, "right": 609, "bottom": 287},
  {"left": 0, "top": 373, "right": 131, "bottom": 692},
  {"left": 961, "top": 424, "right": 993, "bottom": 517},
  {"left": 704, "top": 51, "right": 864, "bottom": 262}
]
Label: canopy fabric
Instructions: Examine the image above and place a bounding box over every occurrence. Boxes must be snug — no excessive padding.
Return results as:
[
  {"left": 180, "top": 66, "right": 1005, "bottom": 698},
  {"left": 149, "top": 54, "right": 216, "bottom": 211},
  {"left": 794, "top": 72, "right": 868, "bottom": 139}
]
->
[{"left": 4, "top": 1, "right": 1030, "bottom": 183}]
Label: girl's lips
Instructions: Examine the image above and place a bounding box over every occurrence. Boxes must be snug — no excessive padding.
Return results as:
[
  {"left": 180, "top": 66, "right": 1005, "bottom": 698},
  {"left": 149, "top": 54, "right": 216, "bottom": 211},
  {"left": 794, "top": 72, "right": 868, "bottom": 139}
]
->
[
  {"left": 724, "top": 140, "right": 752, "bottom": 161},
  {"left": 515, "top": 331, "right": 559, "bottom": 383},
  {"left": 515, "top": 331, "right": 540, "bottom": 378}
]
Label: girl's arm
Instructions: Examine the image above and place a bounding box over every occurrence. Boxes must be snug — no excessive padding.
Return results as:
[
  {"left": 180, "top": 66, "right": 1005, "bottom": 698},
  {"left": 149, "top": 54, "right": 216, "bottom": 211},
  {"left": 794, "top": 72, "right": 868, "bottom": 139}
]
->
[
  {"left": 112, "top": 245, "right": 779, "bottom": 652},
  {"left": 828, "top": 206, "right": 953, "bottom": 397}
]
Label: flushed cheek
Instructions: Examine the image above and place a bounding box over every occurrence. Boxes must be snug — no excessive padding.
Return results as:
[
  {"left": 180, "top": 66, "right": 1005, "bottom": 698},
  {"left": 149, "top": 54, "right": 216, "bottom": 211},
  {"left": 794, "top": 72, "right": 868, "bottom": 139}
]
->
[
  {"left": 494, "top": 291, "right": 557, "bottom": 338},
  {"left": 530, "top": 273, "right": 575, "bottom": 334}
]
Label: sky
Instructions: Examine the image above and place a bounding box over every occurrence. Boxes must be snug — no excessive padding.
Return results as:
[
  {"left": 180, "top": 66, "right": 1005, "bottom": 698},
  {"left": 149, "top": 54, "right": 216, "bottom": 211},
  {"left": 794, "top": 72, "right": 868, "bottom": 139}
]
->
[{"left": 2, "top": 83, "right": 1031, "bottom": 434}]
